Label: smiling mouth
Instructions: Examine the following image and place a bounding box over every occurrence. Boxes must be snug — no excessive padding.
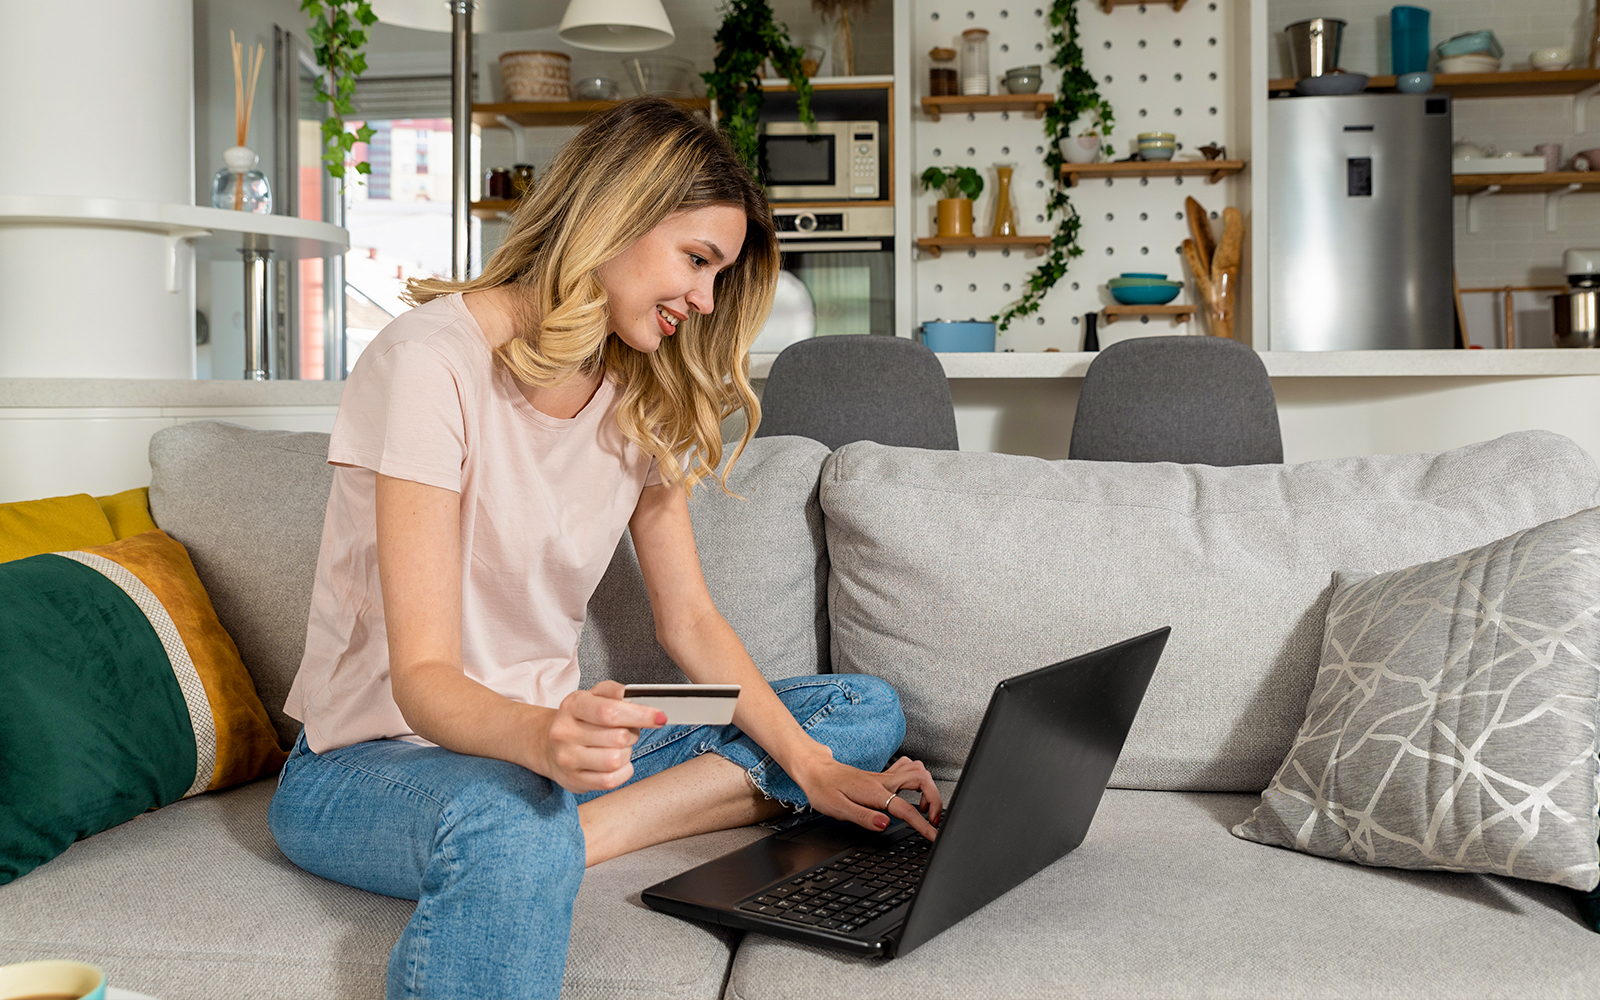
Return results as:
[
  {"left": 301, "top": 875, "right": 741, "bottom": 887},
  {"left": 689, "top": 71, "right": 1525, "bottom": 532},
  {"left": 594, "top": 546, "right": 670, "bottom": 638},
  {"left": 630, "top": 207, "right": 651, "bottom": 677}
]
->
[{"left": 656, "top": 305, "right": 682, "bottom": 335}]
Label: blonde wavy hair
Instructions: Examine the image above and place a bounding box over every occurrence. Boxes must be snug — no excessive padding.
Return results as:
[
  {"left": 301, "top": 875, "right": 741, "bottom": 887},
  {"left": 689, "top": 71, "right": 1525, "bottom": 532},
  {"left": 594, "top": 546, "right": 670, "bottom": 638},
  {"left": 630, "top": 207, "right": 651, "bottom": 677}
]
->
[{"left": 406, "top": 97, "right": 777, "bottom": 493}]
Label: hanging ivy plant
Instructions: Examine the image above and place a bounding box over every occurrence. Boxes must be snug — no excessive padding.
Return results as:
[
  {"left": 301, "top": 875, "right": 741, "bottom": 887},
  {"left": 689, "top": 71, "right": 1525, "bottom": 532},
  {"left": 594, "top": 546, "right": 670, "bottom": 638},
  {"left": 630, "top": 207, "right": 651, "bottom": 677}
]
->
[
  {"left": 993, "top": 0, "right": 1114, "bottom": 332},
  {"left": 301, "top": 0, "right": 377, "bottom": 183},
  {"left": 701, "top": 0, "right": 815, "bottom": 181}
]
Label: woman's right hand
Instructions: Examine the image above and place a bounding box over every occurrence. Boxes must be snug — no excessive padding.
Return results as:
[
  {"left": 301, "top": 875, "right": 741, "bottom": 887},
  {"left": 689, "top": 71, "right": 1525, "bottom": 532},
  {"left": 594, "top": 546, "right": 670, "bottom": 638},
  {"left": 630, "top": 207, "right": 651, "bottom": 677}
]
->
[{"left": 535, "top": 680, "right": 666, "bottom": 794}]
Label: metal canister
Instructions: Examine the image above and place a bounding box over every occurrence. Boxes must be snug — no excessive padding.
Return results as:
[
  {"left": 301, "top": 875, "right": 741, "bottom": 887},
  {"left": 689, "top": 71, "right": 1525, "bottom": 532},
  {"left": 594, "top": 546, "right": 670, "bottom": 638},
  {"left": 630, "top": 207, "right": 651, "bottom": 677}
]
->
[{"left": 1552, "top": 289, "right": 1599, "bottom": 347}]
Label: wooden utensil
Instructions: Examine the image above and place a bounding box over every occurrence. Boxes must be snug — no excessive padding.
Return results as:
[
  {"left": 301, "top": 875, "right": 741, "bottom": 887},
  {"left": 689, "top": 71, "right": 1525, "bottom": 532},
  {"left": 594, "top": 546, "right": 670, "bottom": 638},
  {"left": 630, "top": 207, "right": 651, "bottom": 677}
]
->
[
  {"left": 1185, "top": 197, "right": 1215, "bottom": 271},
  {"left": 1209, "top": 208, "right": 1243, "bottom": 340},
  {"left": 1182, "top": 238, "right": 1214, "bottom": 306}
]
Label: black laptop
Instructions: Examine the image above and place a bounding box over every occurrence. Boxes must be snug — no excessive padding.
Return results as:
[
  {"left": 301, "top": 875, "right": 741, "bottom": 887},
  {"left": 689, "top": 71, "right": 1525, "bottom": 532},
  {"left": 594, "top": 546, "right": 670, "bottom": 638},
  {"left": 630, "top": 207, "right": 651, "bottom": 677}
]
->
[{"left": 641, "top": 626, "right": 1170, "bottom": 959}]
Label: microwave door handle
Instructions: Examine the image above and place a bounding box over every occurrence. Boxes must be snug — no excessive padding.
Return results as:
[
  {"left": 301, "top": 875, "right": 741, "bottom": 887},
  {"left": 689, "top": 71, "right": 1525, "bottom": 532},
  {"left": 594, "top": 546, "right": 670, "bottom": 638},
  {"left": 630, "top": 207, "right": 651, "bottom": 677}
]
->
[{"left": 778, "top": 240, "right": 884, "bottom": 252}]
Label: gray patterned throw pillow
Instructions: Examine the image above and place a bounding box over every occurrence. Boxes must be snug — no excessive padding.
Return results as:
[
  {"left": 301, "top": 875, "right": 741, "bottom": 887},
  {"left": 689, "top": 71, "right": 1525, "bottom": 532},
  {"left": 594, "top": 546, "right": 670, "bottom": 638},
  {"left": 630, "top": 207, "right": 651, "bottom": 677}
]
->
[{"left": 1233, "top": 507, "right": 1600, "bottom": 890}]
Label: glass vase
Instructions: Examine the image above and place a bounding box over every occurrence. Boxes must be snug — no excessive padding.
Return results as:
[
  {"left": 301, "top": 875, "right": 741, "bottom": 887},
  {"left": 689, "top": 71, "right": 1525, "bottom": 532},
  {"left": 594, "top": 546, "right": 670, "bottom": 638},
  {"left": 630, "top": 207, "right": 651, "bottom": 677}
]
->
[
  {"left": 211, "top": 146, "right": 272, "bottom": 214},
  {"left": 990, "top": 165, "right": 1017, "bottom": 237}
]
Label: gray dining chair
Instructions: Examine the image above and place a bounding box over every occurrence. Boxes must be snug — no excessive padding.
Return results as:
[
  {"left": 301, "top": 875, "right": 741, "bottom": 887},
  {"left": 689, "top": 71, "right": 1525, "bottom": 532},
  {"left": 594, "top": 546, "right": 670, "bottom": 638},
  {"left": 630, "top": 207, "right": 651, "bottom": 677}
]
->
[
  {"left": 1068, "top": 335, "right": 1283, "bottom": 465},
  {"left": 755, "top": 335, "right": 959, "bottom": 451}
]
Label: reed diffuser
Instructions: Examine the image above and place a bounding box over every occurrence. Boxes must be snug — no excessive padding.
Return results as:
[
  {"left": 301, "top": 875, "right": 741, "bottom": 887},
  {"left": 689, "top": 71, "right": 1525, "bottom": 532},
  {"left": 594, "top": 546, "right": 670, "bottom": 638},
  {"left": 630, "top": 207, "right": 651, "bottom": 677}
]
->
[{"left": 210, "top": 31, "right": 272, "bottom": 213}]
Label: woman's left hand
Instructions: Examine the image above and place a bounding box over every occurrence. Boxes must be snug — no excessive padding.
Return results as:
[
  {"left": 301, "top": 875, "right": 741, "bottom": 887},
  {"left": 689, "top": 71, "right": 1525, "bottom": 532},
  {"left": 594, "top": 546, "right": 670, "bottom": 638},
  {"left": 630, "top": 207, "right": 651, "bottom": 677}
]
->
[{"left": 792, "top": 753, "right": 944, "bottom": 841}]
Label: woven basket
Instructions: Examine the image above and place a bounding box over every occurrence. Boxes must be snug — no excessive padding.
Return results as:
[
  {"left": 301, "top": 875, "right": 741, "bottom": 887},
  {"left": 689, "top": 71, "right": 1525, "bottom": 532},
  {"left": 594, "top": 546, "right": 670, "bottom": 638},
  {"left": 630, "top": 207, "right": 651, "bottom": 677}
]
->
[{"left": 500, "top": 50, "right": 571, "bottom": 102}]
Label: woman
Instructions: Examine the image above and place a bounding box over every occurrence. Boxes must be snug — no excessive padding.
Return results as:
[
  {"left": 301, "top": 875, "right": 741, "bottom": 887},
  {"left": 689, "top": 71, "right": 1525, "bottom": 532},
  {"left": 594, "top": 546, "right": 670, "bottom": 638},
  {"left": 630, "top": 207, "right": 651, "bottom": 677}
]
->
[{"left": 268, "top": 97, "right": 941, "bottom": 1000}]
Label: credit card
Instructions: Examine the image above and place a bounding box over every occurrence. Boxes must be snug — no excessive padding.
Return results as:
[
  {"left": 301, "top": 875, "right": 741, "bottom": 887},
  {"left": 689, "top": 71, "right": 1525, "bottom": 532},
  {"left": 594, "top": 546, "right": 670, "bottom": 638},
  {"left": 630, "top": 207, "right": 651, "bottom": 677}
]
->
[{"left": 622, "top": 684, "right": 741, "bottom": 726}]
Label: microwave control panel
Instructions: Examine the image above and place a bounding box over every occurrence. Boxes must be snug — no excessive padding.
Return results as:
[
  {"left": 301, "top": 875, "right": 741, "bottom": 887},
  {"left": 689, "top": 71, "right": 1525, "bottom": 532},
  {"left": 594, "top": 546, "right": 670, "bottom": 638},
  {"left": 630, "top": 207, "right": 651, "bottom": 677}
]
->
[{"left": 849, "top": 121, "right": 880, "bottom": 199}]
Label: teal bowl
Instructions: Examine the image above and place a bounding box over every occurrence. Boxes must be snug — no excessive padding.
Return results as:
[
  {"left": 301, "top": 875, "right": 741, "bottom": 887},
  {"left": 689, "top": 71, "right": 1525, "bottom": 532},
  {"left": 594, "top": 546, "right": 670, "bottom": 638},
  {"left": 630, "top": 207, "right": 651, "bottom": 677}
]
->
[
  {"left": 920, "top": 321, "right": 996, "bottom": 352},
  {"left": 1121, "top": 272, "right": 1167, "bottom": 279},
  {"left": 1109, "top": 284, "right": 1182, "bottom": 305},
  {"left": 1108, "top": 277, "right": 1182, "bottom": 288}
]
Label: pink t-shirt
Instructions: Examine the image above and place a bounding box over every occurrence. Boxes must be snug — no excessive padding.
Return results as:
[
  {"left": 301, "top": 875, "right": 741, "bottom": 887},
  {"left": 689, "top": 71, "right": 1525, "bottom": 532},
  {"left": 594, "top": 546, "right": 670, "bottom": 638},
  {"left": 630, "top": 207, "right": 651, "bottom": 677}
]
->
[{"left": 284, "top": 292, "right": 661, "bottom": 753}]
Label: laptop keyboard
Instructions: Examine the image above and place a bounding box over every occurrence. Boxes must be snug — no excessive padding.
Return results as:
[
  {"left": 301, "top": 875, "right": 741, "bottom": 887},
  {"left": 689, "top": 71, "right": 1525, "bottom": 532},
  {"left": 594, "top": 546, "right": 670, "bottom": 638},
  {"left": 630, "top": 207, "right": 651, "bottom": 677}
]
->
[{"left": 736, "top": 835, "right": 931, "bottom": 935}]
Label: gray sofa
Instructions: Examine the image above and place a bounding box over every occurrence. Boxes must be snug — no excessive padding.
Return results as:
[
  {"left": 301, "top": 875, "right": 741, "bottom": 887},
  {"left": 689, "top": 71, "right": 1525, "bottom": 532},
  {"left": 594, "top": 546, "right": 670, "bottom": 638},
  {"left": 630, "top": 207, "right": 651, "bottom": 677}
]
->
[{"left": 4, "top": 420, "right": 1600, "bottom": 999}]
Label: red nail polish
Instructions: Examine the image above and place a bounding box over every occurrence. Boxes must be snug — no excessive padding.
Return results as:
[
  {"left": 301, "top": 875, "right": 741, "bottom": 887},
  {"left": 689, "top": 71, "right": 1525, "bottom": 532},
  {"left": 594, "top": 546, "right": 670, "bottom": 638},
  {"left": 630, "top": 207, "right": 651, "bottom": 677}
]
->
[
  {"left": 876, "top": 815, "right": 889, "bottom": 830},
  {"left": 655, "top": 711, "right": 667, "bottom": 726}
]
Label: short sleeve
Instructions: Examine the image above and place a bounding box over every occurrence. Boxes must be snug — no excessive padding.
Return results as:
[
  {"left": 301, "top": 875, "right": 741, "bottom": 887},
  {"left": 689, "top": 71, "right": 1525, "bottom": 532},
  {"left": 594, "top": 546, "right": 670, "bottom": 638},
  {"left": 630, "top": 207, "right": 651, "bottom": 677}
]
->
[
  {"left": 328, "top": 340, "right": 468, "bottom": 492},
  {"left": 644, "top": 456, "right": 662, "bottom": 488}
]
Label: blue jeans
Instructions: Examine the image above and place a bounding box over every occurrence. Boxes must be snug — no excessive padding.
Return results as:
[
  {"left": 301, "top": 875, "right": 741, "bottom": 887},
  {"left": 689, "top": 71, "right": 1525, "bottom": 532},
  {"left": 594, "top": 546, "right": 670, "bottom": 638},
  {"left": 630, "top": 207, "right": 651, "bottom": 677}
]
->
[{"left": 267, "top": 674, "right": 906, "bottom": 1000}]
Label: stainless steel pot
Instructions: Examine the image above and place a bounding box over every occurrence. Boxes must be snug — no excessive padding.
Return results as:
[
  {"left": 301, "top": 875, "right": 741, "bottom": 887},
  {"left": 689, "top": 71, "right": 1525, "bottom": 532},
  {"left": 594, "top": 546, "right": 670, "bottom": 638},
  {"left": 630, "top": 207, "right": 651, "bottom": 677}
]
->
[
  {"left": 1285, "top": 18, "right": 1346, "bottom": 79},
  {"left": 1553, "top": 289, "right": 1599, "bottom": 347}
]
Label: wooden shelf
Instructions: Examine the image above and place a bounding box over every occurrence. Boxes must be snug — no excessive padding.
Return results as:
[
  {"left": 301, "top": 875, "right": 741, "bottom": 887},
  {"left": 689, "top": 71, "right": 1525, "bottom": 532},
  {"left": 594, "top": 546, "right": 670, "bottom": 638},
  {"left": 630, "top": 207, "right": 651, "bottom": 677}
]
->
[
  {"left": 916, "top": 235, "right": 1052, "bottom": 258},
  {"left": 1100, "top": 0, "right": 1186, "bottom": 10},
  {"left": 1267, "top": 68, "right": 1600, "bottom": 99},
  {"left": 473, "top": 98, "right": 708, "bottom": 129},
  {"left": 922, "top": 94, "right": 1054, "bottom": 121},
  {"left": 1102, "top": 304, "right": 1196, "bottom": 324},
  {"left": 471, "top": 199, "right": 522, "bottom": 219},
  {"left": 1062, "top": 160, "right": 1246, "bottom": 186},
  {"left": 1453, "top": 172, "right": 1600, "bottom": 195}
]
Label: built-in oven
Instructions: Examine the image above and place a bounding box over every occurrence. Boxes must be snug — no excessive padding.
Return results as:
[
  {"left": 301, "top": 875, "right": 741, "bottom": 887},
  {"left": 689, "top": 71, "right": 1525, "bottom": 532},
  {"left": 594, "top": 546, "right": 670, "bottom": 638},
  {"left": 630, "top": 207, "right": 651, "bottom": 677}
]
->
[{"left": 752, "top": 206, "right": 895, "bottom": 352}]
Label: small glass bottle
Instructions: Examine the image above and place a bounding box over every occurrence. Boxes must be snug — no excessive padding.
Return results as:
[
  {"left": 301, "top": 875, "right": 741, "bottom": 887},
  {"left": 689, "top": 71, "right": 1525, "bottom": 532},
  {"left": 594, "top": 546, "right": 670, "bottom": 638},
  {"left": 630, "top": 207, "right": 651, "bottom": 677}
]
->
[
  {"left": 961, "top": 29, "right": 990, "bottom": 96},
  {"left": 929, "top": 47, "right": 958, "bottom": 96},
  {"left": 211, "top": 146, "right": 272, "bottom": 214}
]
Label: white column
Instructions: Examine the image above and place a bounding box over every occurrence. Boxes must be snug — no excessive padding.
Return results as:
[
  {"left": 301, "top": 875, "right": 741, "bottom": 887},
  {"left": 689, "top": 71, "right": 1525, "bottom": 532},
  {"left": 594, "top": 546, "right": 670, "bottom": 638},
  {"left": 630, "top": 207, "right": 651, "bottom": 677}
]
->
[{"left": 0, "top": 0, "right": 196, "bottom": 377}]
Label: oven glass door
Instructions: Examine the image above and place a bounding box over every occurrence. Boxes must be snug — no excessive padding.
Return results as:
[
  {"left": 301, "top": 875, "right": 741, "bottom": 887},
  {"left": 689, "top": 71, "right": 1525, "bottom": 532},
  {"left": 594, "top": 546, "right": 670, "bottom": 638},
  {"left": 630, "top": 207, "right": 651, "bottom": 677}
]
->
[
  {"left": 782, "top": 245, "right": 894, "bottom": 337},
  {"left": 761, "top": 133, "right": 837, "bottom": 188}
]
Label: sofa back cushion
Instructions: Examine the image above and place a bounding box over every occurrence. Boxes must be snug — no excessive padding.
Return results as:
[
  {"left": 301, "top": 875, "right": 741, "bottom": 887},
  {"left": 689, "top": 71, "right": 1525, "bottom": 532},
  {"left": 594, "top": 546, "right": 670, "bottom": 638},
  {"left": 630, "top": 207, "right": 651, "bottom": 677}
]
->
[
  {"left": 578, "top": 435, "right": 832, "bottom": 687},
  {"left": 149, "top": 422, "right": 334, "bottom": 749},
  {"left": 819, "top": 431, "right": 1600, "bottom": 792}
]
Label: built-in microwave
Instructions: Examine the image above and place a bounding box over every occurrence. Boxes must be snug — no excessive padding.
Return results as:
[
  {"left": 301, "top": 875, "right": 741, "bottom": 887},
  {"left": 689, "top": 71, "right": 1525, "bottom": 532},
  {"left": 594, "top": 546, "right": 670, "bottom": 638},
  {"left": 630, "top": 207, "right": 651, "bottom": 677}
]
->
[{"left": 761, "top": 121, "right": 880, "bottom": 201}]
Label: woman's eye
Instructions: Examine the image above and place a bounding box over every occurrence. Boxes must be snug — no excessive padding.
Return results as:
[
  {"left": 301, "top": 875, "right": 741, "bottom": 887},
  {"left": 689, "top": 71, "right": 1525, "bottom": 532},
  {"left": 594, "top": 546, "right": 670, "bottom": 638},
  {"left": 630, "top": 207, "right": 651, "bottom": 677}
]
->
[{"left": 689, "top": 254, "right": 708, "bottom": 268}]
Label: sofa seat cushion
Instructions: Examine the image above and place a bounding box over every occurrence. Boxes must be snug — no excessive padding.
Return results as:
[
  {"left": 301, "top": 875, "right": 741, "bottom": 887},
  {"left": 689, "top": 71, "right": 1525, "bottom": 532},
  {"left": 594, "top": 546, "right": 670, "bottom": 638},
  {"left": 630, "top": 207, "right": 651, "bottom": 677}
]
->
[
  {"left": 0, "top": 777, "right": 767, "bottom": 1000},
  {"left": 725, "top": 788, "right": 1600, "bottom": 1000},
  {"left": 819, "top": 431, "right": 1600, "bottom": 791}
]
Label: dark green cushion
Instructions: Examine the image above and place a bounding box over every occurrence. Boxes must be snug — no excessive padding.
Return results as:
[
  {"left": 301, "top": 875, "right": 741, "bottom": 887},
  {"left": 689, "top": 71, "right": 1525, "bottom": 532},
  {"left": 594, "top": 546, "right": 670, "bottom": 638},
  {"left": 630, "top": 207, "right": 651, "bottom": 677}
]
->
[{"left": 0, "top": 554, "right": 196, "bottom": 884}]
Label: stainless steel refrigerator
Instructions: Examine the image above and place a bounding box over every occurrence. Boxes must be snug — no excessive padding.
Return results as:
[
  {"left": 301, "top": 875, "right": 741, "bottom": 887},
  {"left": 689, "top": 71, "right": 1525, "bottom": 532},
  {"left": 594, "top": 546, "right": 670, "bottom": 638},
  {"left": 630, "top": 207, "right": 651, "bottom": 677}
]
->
[{"left": 1269, "top": 93, "right": 1455, "bottom": 350}]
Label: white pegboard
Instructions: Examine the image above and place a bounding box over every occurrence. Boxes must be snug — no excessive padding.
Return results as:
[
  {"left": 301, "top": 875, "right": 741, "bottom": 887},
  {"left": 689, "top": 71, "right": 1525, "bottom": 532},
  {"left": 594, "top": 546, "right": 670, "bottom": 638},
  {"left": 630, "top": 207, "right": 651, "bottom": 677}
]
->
[{"left": 909, "top": 0, "right": 1245, "bottom": 351}]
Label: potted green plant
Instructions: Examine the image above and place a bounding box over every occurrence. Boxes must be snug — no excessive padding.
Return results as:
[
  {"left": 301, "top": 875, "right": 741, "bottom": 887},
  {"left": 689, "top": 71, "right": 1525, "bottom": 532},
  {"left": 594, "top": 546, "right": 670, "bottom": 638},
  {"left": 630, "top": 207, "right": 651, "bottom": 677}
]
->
[
  {"left": 701, "top": 0, "right": 814, "bottom": 180},
  {"left": 920, "top": 166, "right": 984, "bottom": 237}
]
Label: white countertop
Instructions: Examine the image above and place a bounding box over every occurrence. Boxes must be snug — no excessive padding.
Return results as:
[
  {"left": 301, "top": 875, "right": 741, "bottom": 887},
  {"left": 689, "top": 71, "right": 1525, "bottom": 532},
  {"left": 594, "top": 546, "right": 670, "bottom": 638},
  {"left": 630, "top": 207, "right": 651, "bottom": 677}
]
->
[{"left": 2, "top": 350, "right": 1598, "bottom": 409}]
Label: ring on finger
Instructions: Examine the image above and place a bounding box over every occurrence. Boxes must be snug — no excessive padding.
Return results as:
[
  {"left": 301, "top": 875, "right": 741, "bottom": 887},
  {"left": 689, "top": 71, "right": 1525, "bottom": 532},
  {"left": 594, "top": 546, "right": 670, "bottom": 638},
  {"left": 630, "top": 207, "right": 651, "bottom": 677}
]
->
[{"left": 883, "top": 793, "right": 897, "bottom": 812}]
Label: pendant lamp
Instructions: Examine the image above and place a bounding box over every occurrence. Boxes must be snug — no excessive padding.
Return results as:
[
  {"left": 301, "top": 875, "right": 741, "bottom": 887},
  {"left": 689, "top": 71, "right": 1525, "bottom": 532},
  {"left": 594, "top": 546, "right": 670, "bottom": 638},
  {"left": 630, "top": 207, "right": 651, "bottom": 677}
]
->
[{"left": 558, "top": 0, "right": 676, "bottom": 51}]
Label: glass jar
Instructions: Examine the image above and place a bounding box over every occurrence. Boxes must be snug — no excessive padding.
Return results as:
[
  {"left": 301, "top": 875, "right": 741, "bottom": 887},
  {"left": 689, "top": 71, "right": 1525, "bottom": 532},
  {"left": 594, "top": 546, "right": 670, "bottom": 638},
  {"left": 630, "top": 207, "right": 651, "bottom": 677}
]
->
[
  {"left": 961, "top": 29, "right": 990, "bottom": 96},
  {"left": 512, "top": 164, "right": 536, "bottom": 198},
  {"left": 485, "top": 167, "right": 513, "bottom": 200},
  {"left": 211, "top": 146, "right": 272, "bottom": 214},
  {"left": 929, "top": 47, "right": 958, "bottom": 96}
]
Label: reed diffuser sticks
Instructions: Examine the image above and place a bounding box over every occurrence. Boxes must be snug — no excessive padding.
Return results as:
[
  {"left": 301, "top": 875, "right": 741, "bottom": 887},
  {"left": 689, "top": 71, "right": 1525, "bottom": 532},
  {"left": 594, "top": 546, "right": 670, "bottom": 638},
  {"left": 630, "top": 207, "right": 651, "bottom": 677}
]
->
[{"left": 231, "top": 30, "right": 265, "bottom": 211}]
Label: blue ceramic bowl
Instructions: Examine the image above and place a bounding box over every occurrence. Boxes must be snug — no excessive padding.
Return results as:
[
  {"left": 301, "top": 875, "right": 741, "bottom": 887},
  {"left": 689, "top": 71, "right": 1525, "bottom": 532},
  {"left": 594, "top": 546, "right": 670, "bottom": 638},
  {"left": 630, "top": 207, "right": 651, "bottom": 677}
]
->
[
  {"left": 1121, "top": 272, "right": 1167, "bottom": 279},
  {"left": 1108, "top": 277, "right": 1182, "bottom": 288},
  {"left": 920, "top": 321, "right": 996, "bottom": 352},
  {"left": 1109, "top": 284, "right": 1182, "bottom": 305}
]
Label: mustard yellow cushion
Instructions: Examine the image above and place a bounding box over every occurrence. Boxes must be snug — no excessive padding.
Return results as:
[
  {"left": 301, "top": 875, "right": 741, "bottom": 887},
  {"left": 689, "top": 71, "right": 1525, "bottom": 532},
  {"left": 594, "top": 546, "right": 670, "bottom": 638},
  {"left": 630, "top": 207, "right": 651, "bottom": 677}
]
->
[
  {"left": 96, "top": 487, "right": 158, "bottom": 539},
  {"left": 0, "top": 494, "right": 116, "bottom": 563}
]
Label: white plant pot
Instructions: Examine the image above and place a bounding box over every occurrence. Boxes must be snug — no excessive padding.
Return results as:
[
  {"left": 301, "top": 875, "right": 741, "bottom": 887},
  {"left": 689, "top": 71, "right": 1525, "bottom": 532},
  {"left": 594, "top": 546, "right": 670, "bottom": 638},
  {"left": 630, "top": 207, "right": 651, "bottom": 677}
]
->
[{"left": 1059, "top": 135, "right": 1102, "bottom": 164}]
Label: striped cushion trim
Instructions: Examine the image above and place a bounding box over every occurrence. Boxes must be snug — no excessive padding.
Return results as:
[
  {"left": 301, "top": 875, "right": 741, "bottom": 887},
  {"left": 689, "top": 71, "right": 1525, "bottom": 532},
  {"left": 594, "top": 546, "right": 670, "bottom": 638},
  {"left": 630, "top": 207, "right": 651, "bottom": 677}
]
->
[{"left": 57, "top": 549, "right": 218, "bottom": 798}]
